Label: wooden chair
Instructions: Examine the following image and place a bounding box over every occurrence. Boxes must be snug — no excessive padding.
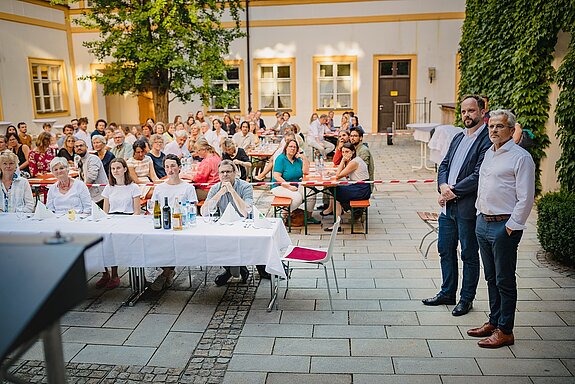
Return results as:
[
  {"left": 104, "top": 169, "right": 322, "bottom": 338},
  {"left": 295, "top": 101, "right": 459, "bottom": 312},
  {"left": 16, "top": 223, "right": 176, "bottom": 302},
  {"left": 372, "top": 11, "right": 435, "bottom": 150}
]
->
[{"left": 417, "top": 211, "right": 439, "bottom": 259}]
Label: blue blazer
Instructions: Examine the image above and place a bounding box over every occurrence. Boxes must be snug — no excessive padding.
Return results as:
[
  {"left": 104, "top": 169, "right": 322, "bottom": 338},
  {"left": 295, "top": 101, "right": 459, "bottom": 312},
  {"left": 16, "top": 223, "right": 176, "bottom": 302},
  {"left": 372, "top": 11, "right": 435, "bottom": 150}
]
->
[{"left": 437, "top": 125, "right": 491, "bottom": 219}]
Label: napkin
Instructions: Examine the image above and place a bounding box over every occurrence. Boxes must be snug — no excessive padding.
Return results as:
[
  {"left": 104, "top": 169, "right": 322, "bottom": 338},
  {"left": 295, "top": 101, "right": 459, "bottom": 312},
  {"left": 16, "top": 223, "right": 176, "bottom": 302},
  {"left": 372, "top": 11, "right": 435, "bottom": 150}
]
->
[
  {"left": 33, "top": 201, "right": 56, "bottom": 219},
  {"left": 219, "top": 203, "right": 241, "bottom": 224},
  {"left": 91, "top": 201, "right": 107, "bottom": 221},
  {"left": 252, "top": 206, "right": 272, "bottom": 229}
]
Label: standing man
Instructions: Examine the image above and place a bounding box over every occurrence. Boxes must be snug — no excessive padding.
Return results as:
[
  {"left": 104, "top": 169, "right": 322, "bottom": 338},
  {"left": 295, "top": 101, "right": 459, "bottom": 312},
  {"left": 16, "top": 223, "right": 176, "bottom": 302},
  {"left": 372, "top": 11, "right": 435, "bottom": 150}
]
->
[
  {"left": 467, "top": 109, "right": 535, "bottom": 348},
  {"left": 75, "top": 117, "right": 92, "bottom": 150},
  {"left": 422, "top": 95, "right": 492, "bottom": 316},
  {"left": 74, "top": 139, "right": 108, "bottom": 205},
  {"left": 307, "top": 114, "right": 335, "bottom": 158}
]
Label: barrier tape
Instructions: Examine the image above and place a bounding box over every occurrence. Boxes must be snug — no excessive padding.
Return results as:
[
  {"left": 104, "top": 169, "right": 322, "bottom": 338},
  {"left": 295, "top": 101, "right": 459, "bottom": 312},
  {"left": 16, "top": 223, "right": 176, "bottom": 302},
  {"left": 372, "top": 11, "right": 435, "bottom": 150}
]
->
[
  {"left": 31, "top": 178, "right": 436, "bottom": 188},
  {"left": 258, "top": 131, "right": 413, "bottom": 138}
]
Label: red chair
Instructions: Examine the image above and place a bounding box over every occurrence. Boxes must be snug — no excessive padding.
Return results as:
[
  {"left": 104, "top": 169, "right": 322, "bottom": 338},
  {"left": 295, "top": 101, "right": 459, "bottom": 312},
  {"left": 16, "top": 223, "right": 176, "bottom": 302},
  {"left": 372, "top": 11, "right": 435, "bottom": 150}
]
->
[{"left": 281, "top": 216, "right": 341, "bottom": 312}]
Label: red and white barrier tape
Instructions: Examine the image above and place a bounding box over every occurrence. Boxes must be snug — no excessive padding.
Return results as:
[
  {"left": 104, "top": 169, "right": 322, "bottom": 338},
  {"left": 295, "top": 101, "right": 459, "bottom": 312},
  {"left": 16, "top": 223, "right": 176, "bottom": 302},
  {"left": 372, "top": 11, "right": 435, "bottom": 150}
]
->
[{"left": 31, "top": 178, "right": 436, "bottom": 188}]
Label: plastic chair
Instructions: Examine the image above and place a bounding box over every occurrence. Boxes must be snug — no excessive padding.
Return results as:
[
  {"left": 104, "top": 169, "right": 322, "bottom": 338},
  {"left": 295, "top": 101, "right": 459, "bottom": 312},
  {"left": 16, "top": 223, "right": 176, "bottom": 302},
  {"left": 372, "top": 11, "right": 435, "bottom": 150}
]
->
[{"left": 281, "top": 216, "right": 341, "bottom": 312}]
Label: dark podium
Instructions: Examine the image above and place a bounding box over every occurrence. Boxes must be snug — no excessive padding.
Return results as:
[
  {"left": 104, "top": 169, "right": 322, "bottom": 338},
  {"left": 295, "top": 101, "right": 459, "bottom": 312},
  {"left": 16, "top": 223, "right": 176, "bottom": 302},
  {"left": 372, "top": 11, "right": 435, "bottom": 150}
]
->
[{"left": 0, "top": 233, "right": 102, "bottom": 384}]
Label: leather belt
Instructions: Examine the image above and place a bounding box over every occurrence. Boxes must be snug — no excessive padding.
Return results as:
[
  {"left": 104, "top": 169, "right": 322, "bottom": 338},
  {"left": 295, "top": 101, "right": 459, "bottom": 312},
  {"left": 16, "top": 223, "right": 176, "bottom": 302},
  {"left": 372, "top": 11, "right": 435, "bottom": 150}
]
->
[{"left": 482, "top": 214, "right": 511, "bottom": 222}]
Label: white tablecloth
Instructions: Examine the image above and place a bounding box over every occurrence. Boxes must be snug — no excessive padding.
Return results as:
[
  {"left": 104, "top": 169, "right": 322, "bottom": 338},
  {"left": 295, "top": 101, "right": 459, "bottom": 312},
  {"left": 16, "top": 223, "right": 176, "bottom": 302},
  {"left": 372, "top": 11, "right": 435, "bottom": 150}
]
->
[
  {"left": 407, "top": 123, "right": 440, "bottom": 143},
  {"left": 0, "top": 215, "right": 291, "bottom": 278},
  {"left": 428, "top": 125, "right": 463, "bottom": 164}
]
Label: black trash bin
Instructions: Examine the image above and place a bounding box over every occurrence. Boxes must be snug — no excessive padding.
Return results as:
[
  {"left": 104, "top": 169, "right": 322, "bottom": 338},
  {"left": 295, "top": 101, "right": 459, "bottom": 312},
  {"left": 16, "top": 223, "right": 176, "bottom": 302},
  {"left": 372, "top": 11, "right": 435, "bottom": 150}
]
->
[{"left": 386, "top": 127, "right": 393, "bottom": 145}]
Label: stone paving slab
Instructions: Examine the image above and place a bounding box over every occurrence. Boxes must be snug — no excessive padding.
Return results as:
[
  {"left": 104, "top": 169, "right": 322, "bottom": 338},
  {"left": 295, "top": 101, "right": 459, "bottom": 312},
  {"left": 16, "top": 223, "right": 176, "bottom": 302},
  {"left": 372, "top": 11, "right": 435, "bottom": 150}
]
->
[
  {"left": 310, "top": 356, "right": 393, "bottom": 374},
  {"left": 61, "top": 311, "right": 112, "bottom": 327},
  {"left": 428, "top": 340, "right": 514, "bottom": 357},
  {"left": 313, "top": 325, "right": 387, "bottom": 339},
  {"left": 351, "top": 339, "right": 430, "bottom": 357},
  {"left": 348, "top": 311, "right": 419, "bottom": 325},
  {"left": 266, "top": 373, "right": 352, "bottom": 384},
  {"left": 476, "top": 358, "right": 572, "bottom": 376},
  {"left": 62, "top": 326, "right": 132, "bottom": 345},
  {"left": 227, "top": 355, "right": 310, "bottom": 373},
  {"left": 222, "top": 371, "right": 267, "bottom": 384},
  {"left": 273, "top": 338, "right": 350, "bottom": 356},
  {"left": 124, "top": 313, "right": 178, "bottom": 347},
  {"left": 393, "top": 357, "right": 482, "bottom": 375},
  {"left": 148, "top": 331, "right": 202, "bottom": 368},
  {"left": 386, "top": 325, "right": 462, "bottom": 339},
  {"left": 354, "top": 374, "right": 442, "bottom": 384},
  {"left": 71, "top": 345, "right": 156, "bottom": 365}
]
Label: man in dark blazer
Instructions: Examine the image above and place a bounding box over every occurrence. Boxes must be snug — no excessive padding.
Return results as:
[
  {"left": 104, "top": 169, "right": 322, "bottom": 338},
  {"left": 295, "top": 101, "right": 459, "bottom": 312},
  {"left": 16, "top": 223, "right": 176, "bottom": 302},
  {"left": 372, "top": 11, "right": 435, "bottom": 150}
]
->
[{"left": 422, "top": 94, "right": 492, "bottom": 316}]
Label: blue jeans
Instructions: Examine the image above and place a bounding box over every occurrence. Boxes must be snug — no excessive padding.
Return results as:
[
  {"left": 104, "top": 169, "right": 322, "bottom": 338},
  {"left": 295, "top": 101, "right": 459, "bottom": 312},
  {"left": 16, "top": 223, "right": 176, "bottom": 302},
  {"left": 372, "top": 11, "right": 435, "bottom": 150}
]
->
[
  {"left": 437, "top": 204, "right": 480, "bottom": 302},
  {"left": 476, "top": 215, "right": 522, "bottom": 334}
]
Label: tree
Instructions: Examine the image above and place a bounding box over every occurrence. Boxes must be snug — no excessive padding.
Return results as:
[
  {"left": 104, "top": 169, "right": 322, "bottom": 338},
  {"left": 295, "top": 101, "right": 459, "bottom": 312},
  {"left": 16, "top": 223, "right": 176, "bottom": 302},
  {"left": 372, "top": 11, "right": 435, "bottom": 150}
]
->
[{"left": 70, "top": 0, "right": 244, "bottom": 123}]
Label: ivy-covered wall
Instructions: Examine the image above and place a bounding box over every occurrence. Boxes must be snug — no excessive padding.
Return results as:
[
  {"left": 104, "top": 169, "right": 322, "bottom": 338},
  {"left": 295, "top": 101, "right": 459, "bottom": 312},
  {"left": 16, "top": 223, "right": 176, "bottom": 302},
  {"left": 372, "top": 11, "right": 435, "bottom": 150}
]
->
[{"left": 457, "top": 0, "right": 575, "bottom": 193}]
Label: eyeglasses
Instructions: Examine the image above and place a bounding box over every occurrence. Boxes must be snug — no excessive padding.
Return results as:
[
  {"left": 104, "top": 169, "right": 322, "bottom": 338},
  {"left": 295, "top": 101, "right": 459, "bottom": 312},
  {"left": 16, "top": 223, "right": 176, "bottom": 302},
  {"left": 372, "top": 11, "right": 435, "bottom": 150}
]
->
[
  {"left": 488, "top": 124, "right": 512, "bottom": 131},
  {"left": 219, "top": 170, "right": 234, "bottom": 174}
]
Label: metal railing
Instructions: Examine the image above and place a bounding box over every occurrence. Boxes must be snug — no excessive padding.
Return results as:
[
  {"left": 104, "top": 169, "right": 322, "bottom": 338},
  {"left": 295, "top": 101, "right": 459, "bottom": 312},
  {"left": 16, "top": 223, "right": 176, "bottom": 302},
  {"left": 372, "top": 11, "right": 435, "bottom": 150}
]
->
[{"left": 393, "top": 97, "right": 432, "bottom": 130}]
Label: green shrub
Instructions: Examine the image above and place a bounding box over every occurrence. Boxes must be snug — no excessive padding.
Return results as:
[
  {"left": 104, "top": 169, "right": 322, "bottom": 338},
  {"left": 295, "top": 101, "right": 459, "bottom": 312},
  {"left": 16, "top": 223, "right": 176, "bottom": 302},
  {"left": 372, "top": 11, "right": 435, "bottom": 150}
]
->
[{"left": 536, "top": 191, "right": 575, "bottom": 266}]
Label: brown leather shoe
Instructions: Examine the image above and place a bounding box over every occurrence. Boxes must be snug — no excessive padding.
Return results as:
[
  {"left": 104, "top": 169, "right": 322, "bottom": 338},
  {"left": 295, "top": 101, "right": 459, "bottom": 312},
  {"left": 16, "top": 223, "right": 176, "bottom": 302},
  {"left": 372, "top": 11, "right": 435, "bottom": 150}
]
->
[
  {"left": 478, "top": 329, "right": 514, "bottom": 348},
  {"left": 467, "top": 322, "right": 496, "bottom": 337}
]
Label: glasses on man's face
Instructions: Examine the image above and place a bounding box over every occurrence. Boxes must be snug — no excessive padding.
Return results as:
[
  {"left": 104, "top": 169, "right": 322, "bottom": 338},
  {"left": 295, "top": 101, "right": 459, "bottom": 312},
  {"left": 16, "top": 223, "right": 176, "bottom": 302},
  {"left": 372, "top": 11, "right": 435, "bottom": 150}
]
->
[
  {"left": 219, "top": 170, "right": 234, "bottom": 175},
  {"left": 488, "top": 124, "right": 511, "bottom": 131}
]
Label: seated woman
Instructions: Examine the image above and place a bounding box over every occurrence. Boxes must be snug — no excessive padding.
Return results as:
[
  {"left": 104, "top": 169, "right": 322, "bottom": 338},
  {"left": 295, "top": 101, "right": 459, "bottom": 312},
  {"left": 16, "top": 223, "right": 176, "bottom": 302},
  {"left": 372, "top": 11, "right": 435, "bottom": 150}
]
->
[
  {"left": 127, "top": 140, "right": 158, "bottom": 199},
  {"left": 146, "top": 134, "right": 166, "bottom": 178},
  {"left": 221, "top": 139, "right": 251, "bottom": 181},
  {"left": 271, "top": 138, "right": 319, "bottom": 224},
  {"left": 0, "top": 151, "right": 34, "bottom": 213},
  {"left": 332, "top": 130, "right": 350, "bottom": 166},
  {"left": 98, "top": 158, "right": 142, "bottom": 289},
  {"left": 92, "top": 134, "right": 115, "bottom": 176},
  {"left": 6, "top": 132, "right": 30, "bottom": 176},
  {"left": 323, "top": 142, "right": 371, "bottom": 231},
  {"left": 46, "top": 157, "right": 92, "bottom": 214},
  {"left": 253, "top": 131, "right": 299, "bottom": 181},
  {"left": 28, "top": 132, "right": 56, "bottom": 177},
  {"left": 57, "top": 134, "right": 77, "bottom": 166},
  {"left": 193, "top": 138, "right": 221, "bottom": 201}
]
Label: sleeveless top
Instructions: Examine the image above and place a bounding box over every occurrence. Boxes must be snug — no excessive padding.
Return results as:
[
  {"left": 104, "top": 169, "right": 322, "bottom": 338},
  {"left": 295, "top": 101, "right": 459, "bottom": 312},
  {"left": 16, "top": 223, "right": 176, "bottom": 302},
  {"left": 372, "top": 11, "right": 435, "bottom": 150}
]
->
[
  {"left": 348, "top": 157, "right": 369, "bottom": 181},
  {"left": 16, "top": 145, "right": 30, "bottom": 173}
]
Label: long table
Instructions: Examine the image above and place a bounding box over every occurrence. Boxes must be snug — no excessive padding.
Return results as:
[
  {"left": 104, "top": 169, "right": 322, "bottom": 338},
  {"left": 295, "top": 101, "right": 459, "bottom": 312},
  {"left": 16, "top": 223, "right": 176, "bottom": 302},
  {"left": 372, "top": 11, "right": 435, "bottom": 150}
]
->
[{"left": 0, "top": 214, "right": 291, "bottom": 308}]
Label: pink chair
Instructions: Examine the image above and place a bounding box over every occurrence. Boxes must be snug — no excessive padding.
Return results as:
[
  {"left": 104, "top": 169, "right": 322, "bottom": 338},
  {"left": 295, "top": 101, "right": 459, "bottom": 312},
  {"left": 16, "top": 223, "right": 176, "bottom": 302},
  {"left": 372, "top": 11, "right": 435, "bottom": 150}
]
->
[{"left": 281, "top": 216, "right": 341, "bottom": 312}]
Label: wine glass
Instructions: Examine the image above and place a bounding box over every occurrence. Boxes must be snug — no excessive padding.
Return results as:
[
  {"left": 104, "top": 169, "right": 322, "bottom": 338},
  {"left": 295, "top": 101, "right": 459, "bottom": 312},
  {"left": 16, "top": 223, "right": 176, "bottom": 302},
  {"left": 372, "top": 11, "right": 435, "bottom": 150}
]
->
[
  {"left": 208, "top": 200, "right": 218, "bottom": 223},
  {"left": 146, "top": 199, "right": 154, "bottom": 216},
  {"left": 245, "top": 204, "right": 253, "bottom": 226}
]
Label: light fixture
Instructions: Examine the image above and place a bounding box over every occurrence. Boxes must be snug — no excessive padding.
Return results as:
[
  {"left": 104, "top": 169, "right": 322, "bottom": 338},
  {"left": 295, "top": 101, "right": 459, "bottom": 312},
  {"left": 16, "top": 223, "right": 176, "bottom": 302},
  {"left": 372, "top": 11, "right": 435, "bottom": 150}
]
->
[{"left": 428, "top": 67, "right": 436, "bottom": 83}]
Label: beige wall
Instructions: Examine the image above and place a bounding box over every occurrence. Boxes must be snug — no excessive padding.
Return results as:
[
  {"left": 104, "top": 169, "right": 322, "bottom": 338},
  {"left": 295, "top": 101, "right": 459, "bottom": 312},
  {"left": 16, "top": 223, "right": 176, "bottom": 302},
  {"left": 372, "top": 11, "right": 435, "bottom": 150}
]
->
[{"left": 541, "top": 31, "right": 571, "bottom": 193}]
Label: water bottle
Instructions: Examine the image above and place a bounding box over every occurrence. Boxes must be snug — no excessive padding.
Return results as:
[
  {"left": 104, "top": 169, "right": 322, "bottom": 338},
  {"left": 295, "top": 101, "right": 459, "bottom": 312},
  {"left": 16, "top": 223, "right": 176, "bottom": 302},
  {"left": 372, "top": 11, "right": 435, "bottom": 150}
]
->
[
  {"left": 188, "top": 202, "right": 197, "bottom": 227},
  {"left": 181, "top": 201, "right": 188, "bottom": 228}
]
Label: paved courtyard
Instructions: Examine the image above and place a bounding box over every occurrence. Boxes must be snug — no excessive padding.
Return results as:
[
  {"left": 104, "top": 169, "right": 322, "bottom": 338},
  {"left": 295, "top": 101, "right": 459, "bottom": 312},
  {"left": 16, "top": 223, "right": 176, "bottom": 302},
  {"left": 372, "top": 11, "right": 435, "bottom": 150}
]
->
[{"left": 10, "top": 135, "right": 575, "bottom": 383}]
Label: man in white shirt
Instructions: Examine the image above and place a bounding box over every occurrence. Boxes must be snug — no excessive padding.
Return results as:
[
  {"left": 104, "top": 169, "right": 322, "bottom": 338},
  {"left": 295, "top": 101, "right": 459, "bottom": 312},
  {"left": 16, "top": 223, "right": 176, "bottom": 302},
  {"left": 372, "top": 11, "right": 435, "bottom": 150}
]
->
[
  {"left": 149, "top": 154, "right": 198, "bottom": 291},
  {"left": 163, "top": 130, "right": 190, "bottom": 158},
  {"left": 110, "top": 129, "right": 134, "bottom": 160},
  {"left": 467, "top": 109, "right": 535, "bottom": 349},
  {"left": 75, "top": 117, "right": 93, "bottom": 150},
  {"left": 307, "top": 114, "right": 335, "bottom": 158}
]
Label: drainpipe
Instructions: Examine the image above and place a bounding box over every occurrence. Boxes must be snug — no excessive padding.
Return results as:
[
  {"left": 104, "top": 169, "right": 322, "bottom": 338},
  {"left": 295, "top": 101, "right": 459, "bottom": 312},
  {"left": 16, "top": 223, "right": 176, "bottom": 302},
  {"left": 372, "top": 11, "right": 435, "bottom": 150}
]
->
[{"left": 245, "top": 0, "right": 252, "bottom": 113}]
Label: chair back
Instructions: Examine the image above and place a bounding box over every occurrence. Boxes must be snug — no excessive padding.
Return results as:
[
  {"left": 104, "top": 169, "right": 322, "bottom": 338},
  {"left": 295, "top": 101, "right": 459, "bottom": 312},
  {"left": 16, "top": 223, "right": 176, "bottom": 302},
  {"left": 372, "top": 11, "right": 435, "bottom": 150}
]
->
[{"left": 322, "top": 216, "right": 341, "bottom": 263}]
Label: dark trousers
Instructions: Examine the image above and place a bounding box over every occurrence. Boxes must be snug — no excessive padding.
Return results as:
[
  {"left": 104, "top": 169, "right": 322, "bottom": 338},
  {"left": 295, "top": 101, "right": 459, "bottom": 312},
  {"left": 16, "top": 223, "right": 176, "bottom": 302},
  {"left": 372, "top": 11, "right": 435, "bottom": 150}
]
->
[
  {"left": 476, "top": 214, "right": 522, "bottom": 334},
  {"left": 437, "top": 204, "right": 480, "bottom": 302}
]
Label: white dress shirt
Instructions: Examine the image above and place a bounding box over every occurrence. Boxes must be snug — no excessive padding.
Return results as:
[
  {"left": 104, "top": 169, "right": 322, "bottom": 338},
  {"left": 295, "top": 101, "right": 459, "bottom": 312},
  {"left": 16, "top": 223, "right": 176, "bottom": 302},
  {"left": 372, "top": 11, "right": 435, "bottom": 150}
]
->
[
  {"left": 476, "top": 139, "right": 535, "bottom": 230},
  {"left": 204, "top": 129, "right": 228, "bottom": 155},
  {"left": 307, "top": 119, "right": 326, "bottom": 144}
]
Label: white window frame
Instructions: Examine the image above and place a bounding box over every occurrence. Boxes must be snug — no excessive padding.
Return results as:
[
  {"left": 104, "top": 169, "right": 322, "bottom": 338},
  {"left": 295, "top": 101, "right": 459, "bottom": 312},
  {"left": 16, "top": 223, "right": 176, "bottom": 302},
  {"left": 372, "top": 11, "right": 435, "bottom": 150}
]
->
[
  {"left": 317, "top": 62, "right": 353, "bottom": 110},
  {"left": 210, "top": 65, "right": 241, "bottom": 112},
  {"left": 258, "top": 63, "right": 293, "bottom": 111},
  {"left": 29, "top": 59, "right": 68, "bottom": 116}
]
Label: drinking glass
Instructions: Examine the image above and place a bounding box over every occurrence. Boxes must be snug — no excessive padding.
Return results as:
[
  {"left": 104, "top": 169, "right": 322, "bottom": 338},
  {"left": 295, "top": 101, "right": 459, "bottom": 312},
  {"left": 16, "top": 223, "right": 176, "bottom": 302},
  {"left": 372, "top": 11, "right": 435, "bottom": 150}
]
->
[
  {"left": 245, "top": 204, "right": 253, "bottom": 223},
  {"left": 208, "top": 200, "right": 217, "bottom": 223},
  {"left": 146, "top": 199, "right": 154, "bottom": 216}
]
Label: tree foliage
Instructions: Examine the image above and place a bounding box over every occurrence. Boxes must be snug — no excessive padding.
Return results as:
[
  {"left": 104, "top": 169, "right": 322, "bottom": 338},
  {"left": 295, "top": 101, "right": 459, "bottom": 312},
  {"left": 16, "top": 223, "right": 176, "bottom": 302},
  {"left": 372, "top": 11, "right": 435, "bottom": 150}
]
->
[
  {"left": 457, "top": 0, "right": 575, "bottom": 194},
  {"left": 68, "top": 0, "right": 244, "bottom": 123}
]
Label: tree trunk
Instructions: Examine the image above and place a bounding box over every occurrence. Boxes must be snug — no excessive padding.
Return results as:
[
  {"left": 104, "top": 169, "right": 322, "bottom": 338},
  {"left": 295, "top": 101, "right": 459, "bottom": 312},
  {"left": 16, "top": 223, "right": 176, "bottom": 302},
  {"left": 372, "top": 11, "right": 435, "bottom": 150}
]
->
[{"left": 151, "top": 87, "right": 169, "bottom": 124}]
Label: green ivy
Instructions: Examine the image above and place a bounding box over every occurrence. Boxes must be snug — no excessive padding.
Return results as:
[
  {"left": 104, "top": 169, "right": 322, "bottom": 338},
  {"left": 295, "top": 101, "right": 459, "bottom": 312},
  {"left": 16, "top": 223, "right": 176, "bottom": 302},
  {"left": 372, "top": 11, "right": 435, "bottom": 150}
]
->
[
  {"left": 555, "top": 19, "right": 575, "bottom": 192},
  {"left": 457, "top": 0, "right": 575, "bottom": 194}
]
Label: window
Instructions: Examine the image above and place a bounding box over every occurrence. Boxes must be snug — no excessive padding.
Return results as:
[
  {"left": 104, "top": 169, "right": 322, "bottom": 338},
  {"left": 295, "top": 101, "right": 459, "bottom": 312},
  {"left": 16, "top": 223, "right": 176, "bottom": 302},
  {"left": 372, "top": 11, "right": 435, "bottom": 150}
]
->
[
  {"left": 210, "top": 66, "right": 241, "bottom": 111},
  {"left": 313, "top": 56, "right": 357, "bottom": 112},
  {"left": 29, "top": 58, "right": 69, "bottom": 116},
  {"left": 255, "top": 60, "right": 294, "bottom": 111}
]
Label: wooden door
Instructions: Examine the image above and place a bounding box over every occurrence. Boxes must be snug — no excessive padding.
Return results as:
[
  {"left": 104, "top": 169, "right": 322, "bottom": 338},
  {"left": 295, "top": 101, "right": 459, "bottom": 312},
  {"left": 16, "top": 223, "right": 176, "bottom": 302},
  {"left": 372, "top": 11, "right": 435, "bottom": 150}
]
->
[{"left": 377, "top": 60, "right": 410, "bottom": 132}]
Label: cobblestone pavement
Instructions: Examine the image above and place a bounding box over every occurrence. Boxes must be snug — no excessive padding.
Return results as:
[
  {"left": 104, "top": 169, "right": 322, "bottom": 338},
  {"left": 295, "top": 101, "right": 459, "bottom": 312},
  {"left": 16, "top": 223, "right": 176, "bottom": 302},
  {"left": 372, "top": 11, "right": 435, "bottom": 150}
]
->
[{"left": 7, "top": 135, "right": 575, "bottom": 383}]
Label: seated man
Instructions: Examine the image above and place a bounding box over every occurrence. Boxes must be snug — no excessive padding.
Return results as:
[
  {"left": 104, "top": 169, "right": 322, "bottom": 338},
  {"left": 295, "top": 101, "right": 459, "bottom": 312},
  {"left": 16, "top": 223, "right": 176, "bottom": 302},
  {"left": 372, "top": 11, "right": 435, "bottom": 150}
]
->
[
  {"left": 150, "top": 154, "right": 198, "bottom": 291},
  {"left": 201, "top": 159, "right": 271, "bottom": 285}
]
